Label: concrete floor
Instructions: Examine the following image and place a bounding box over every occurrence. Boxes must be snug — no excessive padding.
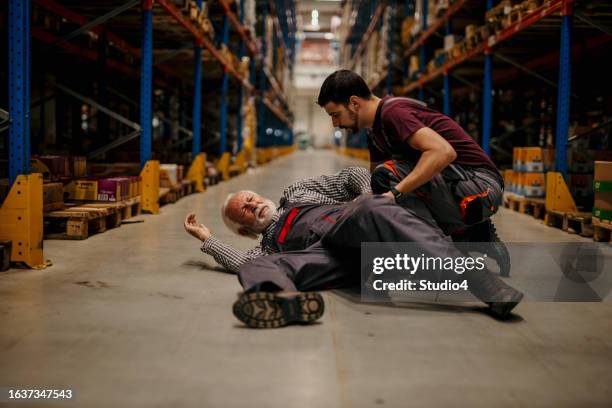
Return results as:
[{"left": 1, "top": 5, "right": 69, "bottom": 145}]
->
[{"left": 0, "top": 150, "right": 611, "bottom": 407}]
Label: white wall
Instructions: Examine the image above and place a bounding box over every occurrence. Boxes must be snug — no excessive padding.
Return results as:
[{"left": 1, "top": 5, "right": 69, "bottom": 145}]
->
[{"left": 291, "top": 61, "right": 338, "bottom": 148}]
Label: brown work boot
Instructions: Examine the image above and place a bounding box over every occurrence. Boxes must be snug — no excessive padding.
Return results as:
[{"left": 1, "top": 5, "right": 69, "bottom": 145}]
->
[{"left": 232, "top": 291, "right": 325, "bottom": 328}]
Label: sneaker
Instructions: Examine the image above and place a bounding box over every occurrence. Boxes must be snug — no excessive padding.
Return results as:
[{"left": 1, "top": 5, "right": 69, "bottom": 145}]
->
[{"left": 232, "top": 291, "right": 325, "bottom": 328}]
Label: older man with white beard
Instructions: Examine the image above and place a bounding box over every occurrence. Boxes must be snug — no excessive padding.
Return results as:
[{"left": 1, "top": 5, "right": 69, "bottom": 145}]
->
[
  {"left": 184, "top": 167, "right": 372, "bottom": 274},
  {"left": 184, "top": 167, "right": 523, "bottom": 328}
]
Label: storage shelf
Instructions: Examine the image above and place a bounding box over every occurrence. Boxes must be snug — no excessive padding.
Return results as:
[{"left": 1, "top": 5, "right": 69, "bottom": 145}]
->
[
  {"left": 398, "top": 0, "right": 564, "bottom": 95},
  {"left": 403, "top": 0, "right": 469, "bottom": 58},
  {"left": 156, "top": 0, "right": 253, "bottom": 92},
  {"left": 218, "top": 0, "right": 258, "bottom": 57},
  {"left": 348, "top": 1, "right": 387, "bottom": 69}
]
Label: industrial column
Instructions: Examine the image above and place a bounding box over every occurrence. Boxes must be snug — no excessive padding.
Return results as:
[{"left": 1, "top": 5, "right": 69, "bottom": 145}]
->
[
  {"left": 140, "top": 0, "right": 153, "bottom": 168},
  {"left": 555, "top": 0, "right": 573, "bottom": 176},
  {"left": 418, "top": 0, "right": 428, "bottom": 101},
  {"left": 258, "top": 3, "right": 267, "bottom": 147},
  {"left": 481, "top": 0, "right": 494, "bottom": 155},
  {"left": 219, "top": 15, "right": 230, "bottom": 156},
  {"left": 8, "top": 0, "right": 31, "bottom": 186},
  {"left": 192, "top": 0, "right": 203, "bottom": 159},
  {"left": 236, "top": 0, "right": 246, "bottom": 153},
  {"left": 442, "top": 20, "right": 451, "bottom": 116}
]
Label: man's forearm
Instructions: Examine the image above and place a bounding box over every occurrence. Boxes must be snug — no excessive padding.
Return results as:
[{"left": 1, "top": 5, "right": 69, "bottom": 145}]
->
[
  {"left": 395, "top": 150, "right": 452, "bottom": 193},
  {"left": 201, "top": 236, "right": 265, "bottom": 274}
]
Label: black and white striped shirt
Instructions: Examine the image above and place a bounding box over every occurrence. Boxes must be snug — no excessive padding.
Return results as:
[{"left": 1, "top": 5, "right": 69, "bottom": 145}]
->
[{"left": 201, "top": 166, "right": 372, "bottom": 273}]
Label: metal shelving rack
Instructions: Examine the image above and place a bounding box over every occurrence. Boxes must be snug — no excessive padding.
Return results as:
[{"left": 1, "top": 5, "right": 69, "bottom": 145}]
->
[
  {"left": 4, "top": 0, "right": 296, "bottom": 187},
  {"left": 2, "top": 0, "right": 297, "bottom": 267},
  {"left": 340, "top": 0, "right": 611, "bottom": 180}
]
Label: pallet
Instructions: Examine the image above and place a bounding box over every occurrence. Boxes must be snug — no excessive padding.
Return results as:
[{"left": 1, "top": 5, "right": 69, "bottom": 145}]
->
[
  {"left": 159, "top": 180, "right": 196, "bottom": 205},
  {"left": 503, "top": 193, "right": 545, "bottom": 220},
  {"left": 44, "top": 197, "right": 141, "bottom": 240},
  {"left": 545, "top": 211, "right": 593, "bottom": 237},
  {"left": 592, "top": 217, "right": 612, "bottom": 243}
]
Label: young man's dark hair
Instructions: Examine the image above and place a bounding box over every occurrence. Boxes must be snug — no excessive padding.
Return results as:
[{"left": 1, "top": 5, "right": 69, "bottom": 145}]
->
[{"left": 317, "top": 69, "right": 372, "bottom": 106}]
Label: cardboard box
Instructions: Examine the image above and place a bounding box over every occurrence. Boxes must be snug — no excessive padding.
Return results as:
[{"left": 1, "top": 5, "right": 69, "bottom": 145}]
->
[
  {"left": 503, "top": 169, "right": 517, "bottom": 194},
  {"left": 43, "top": 183, "right": 64, "bottom": 211},
  {"left": 594, "top": 161, "right": 612, "bottom": 212},
  {"left": 97, "top": 178, "right": 122, "bottom": 202},
  {"left": 107, "top": 177, "right": 130, "bottom": 201},
  {"left": 543, "top": 148, "right": 555, "bottom": 172},
  {"left": 65, "top": 180, "right": 99, "bottom": 201},
  {"left": 160, "top": 164, "right": 179, "bottom": 187},
  {"left": 520, "top": 172, "right": 545, "bottom": 197},
  {"left": 521, "top": 147, "right": 544, "bottom": 172},
  {"left": 70, "top": 156, "right": 87, "bottom": 178},
  {"left": 513, "top": 147, "right": 521, "bottom": 171},
  {"left": 31, "top": 155, "right": 70, "bottom": 180}
]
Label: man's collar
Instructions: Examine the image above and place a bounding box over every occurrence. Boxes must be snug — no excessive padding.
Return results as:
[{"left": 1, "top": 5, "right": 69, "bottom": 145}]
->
[{"left": 373, "top": 95, "right": 393, "bottom": 132}]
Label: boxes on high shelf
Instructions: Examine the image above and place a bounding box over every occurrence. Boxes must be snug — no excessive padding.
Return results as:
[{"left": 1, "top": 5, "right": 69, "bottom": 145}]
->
[
  {"left": 31, "top": 155, "right": 70, "bottom": 181},
  {"left": 443, "top": 34, "right": 460, "bottom": 52},
  {"left": 519, "top": 172, "right": 545, "bottom": 197},
  {"left": 593, "top": 161, "right": 612, "bottom": 221},
  {"left": 69, "top": 156, "right": 87, "bottom": 178}
]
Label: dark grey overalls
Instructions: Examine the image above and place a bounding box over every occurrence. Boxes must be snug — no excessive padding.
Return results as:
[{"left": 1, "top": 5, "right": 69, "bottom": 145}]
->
[
  {"left": 238, "top": 196, "right": 458, "bottom": 293},
  {"left": 369, "top": 97, "right": 504, "bottom": 235}
]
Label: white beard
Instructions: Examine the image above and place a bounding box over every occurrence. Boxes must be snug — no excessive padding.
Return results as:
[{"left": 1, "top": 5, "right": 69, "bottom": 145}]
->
[{"left": 251, "top": 199, "right": 277, "bottom": 233}]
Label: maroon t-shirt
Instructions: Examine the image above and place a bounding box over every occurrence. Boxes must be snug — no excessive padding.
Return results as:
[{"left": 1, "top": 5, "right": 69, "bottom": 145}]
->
[{"left": 368, "top": 95, "right": 499, "bottom": 175}]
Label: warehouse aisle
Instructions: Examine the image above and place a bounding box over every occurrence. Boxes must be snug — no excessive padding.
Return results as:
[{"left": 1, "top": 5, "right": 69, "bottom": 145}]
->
[{"left": 1, "top": 150, "right": 611, "bottom": 408}]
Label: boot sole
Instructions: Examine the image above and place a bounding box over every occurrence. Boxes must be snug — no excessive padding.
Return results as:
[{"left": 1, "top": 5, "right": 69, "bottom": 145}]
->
[
  {"left": 488, "top": 291, "right": 524, "bottom": 320},
  {"left": 233, "top": 292, "right": 325, "bottom": 328}
]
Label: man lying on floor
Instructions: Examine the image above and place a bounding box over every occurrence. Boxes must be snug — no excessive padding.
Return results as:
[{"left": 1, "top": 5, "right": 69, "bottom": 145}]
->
[{"left": 184, "top": 167, "right": 523, "bottom": 328}]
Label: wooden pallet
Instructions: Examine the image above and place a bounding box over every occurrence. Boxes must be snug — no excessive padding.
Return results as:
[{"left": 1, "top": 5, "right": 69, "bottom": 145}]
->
[
  {"left": 592, "top": 217, "right": 612, "bottom": 243},
  {"left": 545, "top": 211, "right": 594, "bottom": 237},
  {"left": 160, "top": 180, "right": 197, "bottom": 205},
  {"left": 503, "top": 193, "right": 546, "bottom": 219},
  {"left": 44, "top": 206, "right": 119, "bottom": 240},
  {"left": 44, "top": 197, "right": 141, "bottom": 240}
]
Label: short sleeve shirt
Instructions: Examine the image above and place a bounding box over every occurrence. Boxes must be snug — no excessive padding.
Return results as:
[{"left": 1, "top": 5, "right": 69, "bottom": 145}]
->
[{"left": 368, "top": 95, "right": 499, "bottom": 174}]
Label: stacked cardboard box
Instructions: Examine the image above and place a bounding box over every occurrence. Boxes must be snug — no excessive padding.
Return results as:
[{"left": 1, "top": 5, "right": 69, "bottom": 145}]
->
[
  {"left": 31, "top": 155, "right": 86, "bottom": 181},
  {"left": 593, "top": 161, "right": 612, "bottom": 222},
  {"left": 160, "top": 164, "right": 184, "bottom": 188},
  {"left": 511, "top": 147, "right": 554, "bottom": 197},
  {"left": 64, "top": 176, "right": 141, "bottom": 202}
]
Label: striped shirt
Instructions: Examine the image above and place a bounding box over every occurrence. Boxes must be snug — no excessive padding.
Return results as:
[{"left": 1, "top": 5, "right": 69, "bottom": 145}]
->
[{"left": 200, "top": 166, "right": 372, "bottom": 273}]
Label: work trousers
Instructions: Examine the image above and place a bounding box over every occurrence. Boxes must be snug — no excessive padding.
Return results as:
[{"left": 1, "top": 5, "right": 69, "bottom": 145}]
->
[
  {"left": 238, "top": 196, "right": 456, "bottom": 293},
  {"left": 371, "top": 160, "right": 504, "bottom": 235}
]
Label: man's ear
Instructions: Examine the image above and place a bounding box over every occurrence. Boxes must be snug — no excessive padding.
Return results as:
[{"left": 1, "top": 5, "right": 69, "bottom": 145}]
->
[{"left": 348, "top": 96, "right": 359, "bottom": 111}]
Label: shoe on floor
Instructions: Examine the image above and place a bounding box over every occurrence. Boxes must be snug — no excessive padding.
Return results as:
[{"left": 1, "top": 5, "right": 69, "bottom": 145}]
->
[
  {"left": 487, "top": 288, "right": 524, "bottom": 320},
  {"left": 232, "top": 291, "right": 325, "bottom": 328}
]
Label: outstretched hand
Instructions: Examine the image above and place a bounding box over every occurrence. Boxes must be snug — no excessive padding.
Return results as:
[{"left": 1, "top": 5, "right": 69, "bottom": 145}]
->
[{"left": 184, "top": 212, "right": 211, "bottom": 242}]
